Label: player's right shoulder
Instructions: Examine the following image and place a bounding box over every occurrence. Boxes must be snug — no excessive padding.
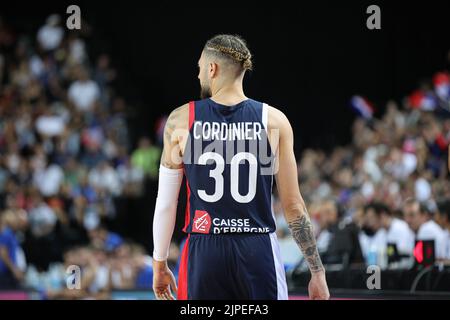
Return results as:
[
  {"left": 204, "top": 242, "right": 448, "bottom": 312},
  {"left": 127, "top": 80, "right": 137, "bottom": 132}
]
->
[
  {"left": 168, "top": 103, "right": 189, "bottom": 119},
  {"left": 166, "top": 103, "right": 190, "bottom": 130}
]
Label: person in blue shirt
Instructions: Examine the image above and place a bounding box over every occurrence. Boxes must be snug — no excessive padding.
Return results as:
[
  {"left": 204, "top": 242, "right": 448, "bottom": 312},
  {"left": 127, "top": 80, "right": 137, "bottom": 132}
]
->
[{"left": 0, "top": 209, "right": 28, "bottom": 289}]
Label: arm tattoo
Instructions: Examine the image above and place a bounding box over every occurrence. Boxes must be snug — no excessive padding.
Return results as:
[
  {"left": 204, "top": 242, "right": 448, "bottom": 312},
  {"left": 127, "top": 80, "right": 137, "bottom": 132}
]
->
[
  {"left": 163, "top": 104, "right": 187, "bottom": 143},
  {"left": 288, "top": 209, "right": 324, "bottom": 273},
  {"left": 161, "top": 105, "right": 186, "bottom": 169},
  {"left": 164, "top": 109, "right": 179, "bottom": 143}
]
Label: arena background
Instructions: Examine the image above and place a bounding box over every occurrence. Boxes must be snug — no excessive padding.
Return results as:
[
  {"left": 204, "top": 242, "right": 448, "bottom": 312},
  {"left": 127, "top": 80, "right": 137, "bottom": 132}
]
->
[{"left": 1, "top": 1, "right": 450, "bottom": 300}]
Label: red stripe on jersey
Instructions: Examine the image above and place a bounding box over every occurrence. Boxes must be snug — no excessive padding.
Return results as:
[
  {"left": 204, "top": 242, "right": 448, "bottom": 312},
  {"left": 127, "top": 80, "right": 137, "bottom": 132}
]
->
[
  {"left": 182, "top": 102, "right": 194, "bottom": 233},
  {"left": 182, "top": 178, "right": 191, "bottom": 233},
  {"left": 188, "top": 101, "right": 195, "bottom": 130},
  {"left": 177, "top": 234, "right": 190, "bottom": 300}
]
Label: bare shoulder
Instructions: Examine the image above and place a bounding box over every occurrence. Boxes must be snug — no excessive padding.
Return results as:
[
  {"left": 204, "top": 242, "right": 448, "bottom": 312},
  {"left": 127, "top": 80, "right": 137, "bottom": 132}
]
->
[
  {"left": 266, "top": 105, "right": 291, "bottom": 132},
  {"left": 166, "top": 103, "right": 190, "bottom": 131}
]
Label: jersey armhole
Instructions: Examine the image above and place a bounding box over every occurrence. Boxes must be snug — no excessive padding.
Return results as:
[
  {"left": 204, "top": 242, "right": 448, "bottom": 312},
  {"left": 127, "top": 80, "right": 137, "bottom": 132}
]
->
[
  {"left": 188, "top": 101, "right": 195, "bottom": 130},
  {"left": 262, "top": 103, "right": 269, "bottom": 131},
  {"left": 262, "top": 103, "right": 279, "bottom": 159}
]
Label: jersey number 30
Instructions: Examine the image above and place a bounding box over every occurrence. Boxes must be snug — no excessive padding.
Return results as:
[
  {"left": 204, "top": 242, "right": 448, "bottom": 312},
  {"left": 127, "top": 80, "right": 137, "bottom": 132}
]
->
[{"left": 197, "top": 152, "right": 257, "bottom": 203}]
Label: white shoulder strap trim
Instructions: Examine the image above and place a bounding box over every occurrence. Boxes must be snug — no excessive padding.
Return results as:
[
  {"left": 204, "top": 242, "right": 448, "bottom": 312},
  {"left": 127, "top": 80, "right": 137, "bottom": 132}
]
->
[{"left": 262, "top": 103, "right": 269, "bottom": 131}]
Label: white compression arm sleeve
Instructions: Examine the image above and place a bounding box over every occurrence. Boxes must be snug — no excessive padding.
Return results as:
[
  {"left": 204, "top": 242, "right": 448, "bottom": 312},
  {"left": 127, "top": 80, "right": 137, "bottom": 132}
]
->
[{"left": 152, "top": 165, "right": 183, "bottom": 261}]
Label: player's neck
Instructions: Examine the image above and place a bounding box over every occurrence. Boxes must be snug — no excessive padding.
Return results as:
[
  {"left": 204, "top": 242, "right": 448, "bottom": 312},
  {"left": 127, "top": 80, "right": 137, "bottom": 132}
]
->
[{"left": 210, "top": 81, "right": 247, "bottom": 106}]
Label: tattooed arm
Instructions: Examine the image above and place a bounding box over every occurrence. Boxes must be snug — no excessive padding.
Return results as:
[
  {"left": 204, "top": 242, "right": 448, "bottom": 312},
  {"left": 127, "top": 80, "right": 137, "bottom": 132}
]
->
[
  {"left": 287, "top": 209, "right": 324, "bottom": 273},
  {"left": 268, "top": 106, "right": 329, "bottom": 299},
  {"left": 160, "top": 103, "right": 189, "bottom": 169}
]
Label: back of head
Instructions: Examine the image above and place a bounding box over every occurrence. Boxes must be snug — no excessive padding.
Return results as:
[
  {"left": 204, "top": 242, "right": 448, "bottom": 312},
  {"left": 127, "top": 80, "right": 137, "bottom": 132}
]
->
[
  {"left": 419, "top": 200, "right": 437, "bottom": 220},
  {"left": 321, "top": 198, "right": 340, "bottom": 224},
  {"left": 403, "top": 197, "right": 421, "bottom": 215},
  {"left": 363, "top": 201, "right": 391, "bottom": 217},
  {"left": 402, "top": 197, "right": 424, "bottom": 232},
  {"left": 0, "top": 209, "right": 16, "bottom": 229},
  {"left": 403, "top": 197, "right": 419, "bottom": 208},
  {"left": 203, "top": 34, "right": 253, "bottom": 73},
  {"left": 437, "top": 199, "right": 450, "bottom": 223}
]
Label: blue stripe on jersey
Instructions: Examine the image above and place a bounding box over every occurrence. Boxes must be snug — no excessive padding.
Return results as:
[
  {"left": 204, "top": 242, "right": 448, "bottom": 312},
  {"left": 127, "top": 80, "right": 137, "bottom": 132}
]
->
[{"left": 183, "top": 98, "right": 275, "bottom": 234}]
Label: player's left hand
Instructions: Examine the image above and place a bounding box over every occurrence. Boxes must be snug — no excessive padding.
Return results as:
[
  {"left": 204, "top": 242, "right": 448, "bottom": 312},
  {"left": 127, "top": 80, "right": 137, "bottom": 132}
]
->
[
  {"left": 152, "top": 260, "right": 177, "bottom": 300},
  {"left": 308, "top": 271, "right": 330, "bottom": 300}
]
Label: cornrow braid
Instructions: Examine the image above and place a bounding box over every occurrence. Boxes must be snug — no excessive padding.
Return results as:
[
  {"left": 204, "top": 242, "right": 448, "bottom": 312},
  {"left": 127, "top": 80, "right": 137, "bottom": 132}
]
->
[{"left": 204, "top": 34, "right": 253, "bottom": 71}]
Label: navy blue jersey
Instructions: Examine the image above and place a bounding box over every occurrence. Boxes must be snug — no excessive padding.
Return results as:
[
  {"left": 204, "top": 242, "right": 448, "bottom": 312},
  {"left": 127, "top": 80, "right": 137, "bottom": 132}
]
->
[{"left": 182, "top": 98, "right": 275, "bottom": 235}]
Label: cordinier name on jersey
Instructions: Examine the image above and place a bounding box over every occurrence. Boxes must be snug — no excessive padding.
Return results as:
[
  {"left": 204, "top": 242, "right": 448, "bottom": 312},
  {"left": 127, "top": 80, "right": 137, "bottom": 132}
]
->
[
  {"left": 212, "top": 218, "right": 270, "bottom": 234},
  {"left": 193, "top": 121, "right": 263, "bottom": 141},
  {"left": 183, "top": 120, "right": 275, "bottom": 176}
]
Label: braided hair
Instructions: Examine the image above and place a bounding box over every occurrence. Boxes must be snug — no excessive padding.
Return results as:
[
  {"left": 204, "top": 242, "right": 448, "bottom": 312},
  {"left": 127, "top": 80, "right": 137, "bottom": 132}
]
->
[{"left": 204, "top": 34, "right": 253, "bottom": 71}]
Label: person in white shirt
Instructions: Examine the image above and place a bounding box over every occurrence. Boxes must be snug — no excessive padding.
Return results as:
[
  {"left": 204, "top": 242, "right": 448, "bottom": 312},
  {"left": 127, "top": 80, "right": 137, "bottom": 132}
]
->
[
  {"left": 37, "top": 15, "right": 64, "bottom": 52},
  {"left": 33, "top": 161, "right": 64, "bottom": 197},
  {"left": 68, "top": 67, "right": 100, "bottom": 112},
  {"left": 435, "top": 200, "right": 450, "bottom": 261},
  {"left": 359, "top": 203, "right": 387, "bottom": 261},
  {"left": 403, "top": 198, "right": 447, "bottom": 260},
  {"left": 373, "top": 202, "right": 415, "bottom": 256},
  {"left": 88, "top": 161, "right": 121, "bottom": 196},
  {"left": 35, "top": 109, "right": 66, "bottom": 137}
]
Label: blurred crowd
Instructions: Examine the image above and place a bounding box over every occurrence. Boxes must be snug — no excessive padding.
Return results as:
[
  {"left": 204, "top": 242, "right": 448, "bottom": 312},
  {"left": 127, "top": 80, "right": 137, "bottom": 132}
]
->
[
  {"left": 0, "top": 14, "right": 162, "bottom": 297},
  {"left": 1, "top": 13, "right": 450, "bottom": 298},
  {"left": 274, "top": 63, "right": 450, "bottom": 271}
]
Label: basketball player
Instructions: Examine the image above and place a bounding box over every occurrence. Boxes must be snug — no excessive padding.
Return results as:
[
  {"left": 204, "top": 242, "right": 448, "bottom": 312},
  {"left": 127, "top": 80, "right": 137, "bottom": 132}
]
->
[{"left": 152, "top": 34, "right": 329, "bottom": 300}]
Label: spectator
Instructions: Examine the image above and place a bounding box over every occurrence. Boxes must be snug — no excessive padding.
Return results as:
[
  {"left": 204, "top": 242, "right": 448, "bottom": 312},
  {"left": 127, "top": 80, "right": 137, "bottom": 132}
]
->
[
  {"left": 131, "top": 137, "right": 161, "bottom": 179},
  {"left": 28, "top": 194, "right": 57, "bottom": 238},
  {"left": 117, "top": 155, "right": 145, "bottom": 197},
  {"left": 35, "top": 108, "right": 66, "bottom": 138},
  {"left": 88, "top": 161, "right": 121, "bottom": 196},
  {"left": 108, "top": 97, "right": 130, "bottom": 149},
  {"left": 110, "top": 243, "right": 135, "bottom": 290},
  {"left": 316, "top": 200, "right": 335, "bottom": 253},
  {"left": 359, "top": 203, "right": 388, "bottom": 264},
  {"left": 316, "top": 199, "right": 364, "bottom": 266},
  {"left": 403, "top": 198, "right": 448, "bottom": 259},
  {"left": 88, "top": 224, "right": 123, "bottom": 253},
  {"left": 435, "top": 200, "right": 450, "bottom": 261},
  {"left": 85, "top": 247, "right": 111, "bottom": 296},
  {"left": 67, "top": 34, "right": 87, "bottom": 65},
  {"left": 33, "top": 158, "right": 64, "bottom": 197},
  {"left": 0, "top": 209, "right": 28, "bottom": 288},
  {"left": 37, "top": 14, "right": 64, "bottom": 52},
  {"left": 131, "top": 244, "right": 153, "bottom": 289},
  {"left": 24, "top": 193, "right": 65, "bottom": 270},
  {"left": 369, "top": 202, "right": 415, "bottom": 256},
  {"left": 94, "top": 54, "right": 116, "bottom": 107},
  {"left": 68, "top": 66, "right": 100, "bottom": 112}
]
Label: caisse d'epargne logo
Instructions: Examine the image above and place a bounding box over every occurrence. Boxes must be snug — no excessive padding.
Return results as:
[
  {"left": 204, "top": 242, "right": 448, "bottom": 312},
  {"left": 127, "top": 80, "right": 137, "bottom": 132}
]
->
[{"left": 192, "top": 210, "right": 211, "bottom": 233}]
